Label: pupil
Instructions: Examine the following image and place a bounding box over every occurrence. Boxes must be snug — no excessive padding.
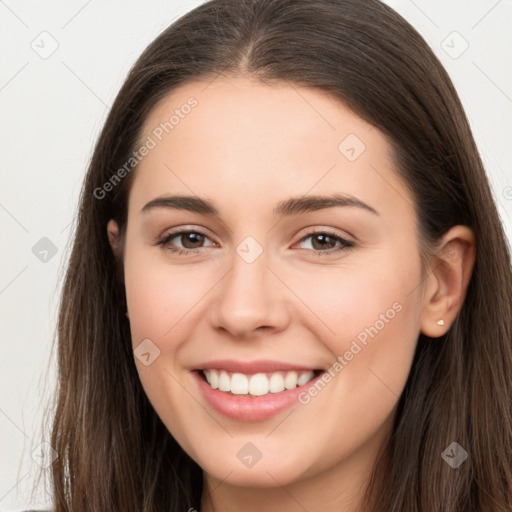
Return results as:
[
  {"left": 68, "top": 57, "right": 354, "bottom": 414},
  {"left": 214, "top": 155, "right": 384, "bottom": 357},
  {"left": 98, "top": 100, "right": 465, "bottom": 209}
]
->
[
  {"left": 184, "top": 233, "right": 203, "bottom": 248},
  {"left": 313, "top": 234, "right": 333, "bottom": 250}
]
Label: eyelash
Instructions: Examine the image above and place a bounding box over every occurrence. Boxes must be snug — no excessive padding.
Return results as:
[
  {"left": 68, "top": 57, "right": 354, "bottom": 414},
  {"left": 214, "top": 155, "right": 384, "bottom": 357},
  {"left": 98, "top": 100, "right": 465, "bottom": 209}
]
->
[{"left": 156, "top": 228, "right": 355, "bottom": 257}]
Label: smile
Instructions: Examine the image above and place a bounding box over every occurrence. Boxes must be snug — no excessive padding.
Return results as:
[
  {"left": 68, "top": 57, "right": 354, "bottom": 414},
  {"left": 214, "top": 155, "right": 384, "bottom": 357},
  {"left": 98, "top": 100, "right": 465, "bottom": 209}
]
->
[{"left": 200, "top": 369, "right": 321, "bottom": 396}]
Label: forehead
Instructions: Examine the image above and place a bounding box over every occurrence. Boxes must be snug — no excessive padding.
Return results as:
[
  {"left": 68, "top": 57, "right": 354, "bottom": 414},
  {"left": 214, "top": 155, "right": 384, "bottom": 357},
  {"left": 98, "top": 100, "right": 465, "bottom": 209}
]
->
[
  {"left": 129, "top": 75, "right": 413, "bottom": 225},
  {"left": 140, "top": 75, "right": 379, "bottom": 154}
]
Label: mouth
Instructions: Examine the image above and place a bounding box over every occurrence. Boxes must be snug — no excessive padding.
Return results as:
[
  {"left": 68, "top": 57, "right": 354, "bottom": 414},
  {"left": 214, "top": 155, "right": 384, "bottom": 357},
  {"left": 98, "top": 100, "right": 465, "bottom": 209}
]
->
[
  {"left": 190, "top": 359, "right": 327, "bottom": 421},
  {"left": 196, "top": 368, "right": 323, "bottom": 397}
]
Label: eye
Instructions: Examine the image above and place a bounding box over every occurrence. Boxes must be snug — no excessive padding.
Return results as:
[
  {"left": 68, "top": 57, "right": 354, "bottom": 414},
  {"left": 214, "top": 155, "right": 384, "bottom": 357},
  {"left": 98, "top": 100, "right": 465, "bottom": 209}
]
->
[
  {"left": 294, "top": 230, "right": 355, "bottom": 256},
  {"left": 156, "top": 229, "right": 216, "bottom": 255},
  {"left": 156, "top": 228, "right": 355, "bottom": 257}
]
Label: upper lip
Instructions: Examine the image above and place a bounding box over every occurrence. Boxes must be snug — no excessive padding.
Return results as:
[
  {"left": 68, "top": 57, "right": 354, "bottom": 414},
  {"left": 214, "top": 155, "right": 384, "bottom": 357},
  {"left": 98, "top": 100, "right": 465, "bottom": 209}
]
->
[{"left": 194, "top": 359, "right": 321, "bottom": 374}]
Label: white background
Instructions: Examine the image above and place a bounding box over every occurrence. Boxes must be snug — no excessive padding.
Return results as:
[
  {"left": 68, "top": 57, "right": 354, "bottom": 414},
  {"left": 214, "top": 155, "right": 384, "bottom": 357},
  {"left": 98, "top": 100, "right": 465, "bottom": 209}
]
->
[{"left": 1, "top": 0, "right": 511, "bottom": 510}]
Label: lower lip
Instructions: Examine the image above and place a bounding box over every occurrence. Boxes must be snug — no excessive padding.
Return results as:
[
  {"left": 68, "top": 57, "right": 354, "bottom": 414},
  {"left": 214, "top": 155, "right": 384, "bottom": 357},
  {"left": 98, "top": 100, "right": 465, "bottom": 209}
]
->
[{"left": 192, "top": 370, "right": 323, "bottom": 422}]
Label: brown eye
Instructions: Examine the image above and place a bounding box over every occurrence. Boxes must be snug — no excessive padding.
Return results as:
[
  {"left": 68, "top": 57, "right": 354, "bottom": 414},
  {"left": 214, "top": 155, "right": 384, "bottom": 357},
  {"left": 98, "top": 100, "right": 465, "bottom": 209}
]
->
[
  {"left": 310, "top": 233, "right": 338, "bottom": 251},
  {"left": 157, "top": 229, "right": 216, "bottom": 255},
  {"left": 296, "top": 230, "right": 355, "bottom": 255},
  {"left": 177, "top": 232, "right": 206, "bottom": 249}
]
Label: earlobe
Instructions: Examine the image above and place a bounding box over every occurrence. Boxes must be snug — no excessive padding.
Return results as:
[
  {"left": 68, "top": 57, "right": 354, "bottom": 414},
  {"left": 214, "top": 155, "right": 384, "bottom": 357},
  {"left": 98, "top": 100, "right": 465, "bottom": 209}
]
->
[
  {"left": 420, "top": 225, "right": 476, "bottom": 338},
  {"left": 107, "top": 219, "right": 121, "bottom": 258}
]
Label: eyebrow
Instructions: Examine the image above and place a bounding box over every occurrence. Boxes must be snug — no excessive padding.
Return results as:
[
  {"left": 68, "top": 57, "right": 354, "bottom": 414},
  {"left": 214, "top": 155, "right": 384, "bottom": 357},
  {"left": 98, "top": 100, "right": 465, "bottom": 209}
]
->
[{"left": 141, "top": 193, "right": 379, "bottom": 217}]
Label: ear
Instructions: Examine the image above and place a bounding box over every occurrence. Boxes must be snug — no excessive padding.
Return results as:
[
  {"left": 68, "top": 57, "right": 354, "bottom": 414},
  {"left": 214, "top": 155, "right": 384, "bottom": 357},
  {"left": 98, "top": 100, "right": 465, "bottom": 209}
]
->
[
  {"left": 107, "top": 219, "right": 122, "bottom": 259},
  {"left": 420, "top": 225, "right": 476, "bottom": 338}
]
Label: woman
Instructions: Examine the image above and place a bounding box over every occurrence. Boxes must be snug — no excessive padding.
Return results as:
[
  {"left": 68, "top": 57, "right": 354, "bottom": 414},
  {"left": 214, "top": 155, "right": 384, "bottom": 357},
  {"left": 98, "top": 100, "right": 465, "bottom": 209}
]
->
[{"left": 33, "top": 0, "right": 512, "bottom": 510}]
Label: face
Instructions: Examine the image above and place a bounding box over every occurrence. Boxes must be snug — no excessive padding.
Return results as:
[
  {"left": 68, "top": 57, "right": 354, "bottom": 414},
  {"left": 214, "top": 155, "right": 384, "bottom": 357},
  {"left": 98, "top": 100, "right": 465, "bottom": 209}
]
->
[{"left": 117, "top": 75, "right": 425, "bottom": 490}]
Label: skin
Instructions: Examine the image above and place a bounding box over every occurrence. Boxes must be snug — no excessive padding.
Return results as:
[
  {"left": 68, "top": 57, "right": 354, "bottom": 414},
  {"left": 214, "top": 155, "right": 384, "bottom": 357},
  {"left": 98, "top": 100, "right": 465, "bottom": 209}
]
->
[{"left": 107, "top": 75, "right": 475, "bottom": 512}]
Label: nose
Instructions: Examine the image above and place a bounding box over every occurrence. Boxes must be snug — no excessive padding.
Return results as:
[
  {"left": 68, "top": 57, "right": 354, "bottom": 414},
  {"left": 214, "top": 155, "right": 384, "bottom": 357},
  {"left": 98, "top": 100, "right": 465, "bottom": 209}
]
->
[{"left": 208, "top": 246, "right": 291, "bottom": 339}]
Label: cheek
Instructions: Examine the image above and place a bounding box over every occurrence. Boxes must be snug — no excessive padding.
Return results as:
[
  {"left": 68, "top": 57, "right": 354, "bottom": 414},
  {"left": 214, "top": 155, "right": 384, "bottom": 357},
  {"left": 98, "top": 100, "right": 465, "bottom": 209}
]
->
[
  {"left": 281, "top": 254, "right": 421, "bottom": 349},
  {"left": 282, "top": 263, "right": 421, "bottom": 474},
  {"left": 123, "top": 243, "right": 208, "bottom": 345},
  {"left": 284, "top": 251, "right": 422, "bottom": 405}
]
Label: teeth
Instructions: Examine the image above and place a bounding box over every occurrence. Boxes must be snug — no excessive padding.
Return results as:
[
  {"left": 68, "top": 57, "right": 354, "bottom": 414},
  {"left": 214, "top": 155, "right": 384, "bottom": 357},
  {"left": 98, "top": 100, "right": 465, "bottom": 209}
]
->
[
  {"left": 202, "top": 369, "right": 316, "bottom": 396},
  {"left": 269, "top": 372, "right": 285, "bottom": 393},
  {"left": 284, "top": 371, "right": 298, "bottom": 390},
  {"left": 249, "top": 373, "right": 269, "bottom": 396},
  {"left": 297, "top": 371, "right": 314, "bottom": 386},
  {"left": 218, "top": 370, "right": 230, "bottom": 392},
  {"left": 231, "top": 373, "right": 248, "bottom": 394}
]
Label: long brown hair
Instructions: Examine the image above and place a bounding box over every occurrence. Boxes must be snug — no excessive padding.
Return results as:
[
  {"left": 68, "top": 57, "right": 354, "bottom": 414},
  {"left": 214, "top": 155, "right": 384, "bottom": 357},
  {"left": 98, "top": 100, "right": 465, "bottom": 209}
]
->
[{"left": 34, "top": 0, "right": 512, "bottom": 510}]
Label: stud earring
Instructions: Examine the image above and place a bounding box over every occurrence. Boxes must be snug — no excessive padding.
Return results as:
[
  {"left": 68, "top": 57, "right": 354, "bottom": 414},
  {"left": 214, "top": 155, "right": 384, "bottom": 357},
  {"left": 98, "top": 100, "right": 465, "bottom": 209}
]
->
[{"left": 436, "top": 319, "right": 445, "bottom": 326}]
